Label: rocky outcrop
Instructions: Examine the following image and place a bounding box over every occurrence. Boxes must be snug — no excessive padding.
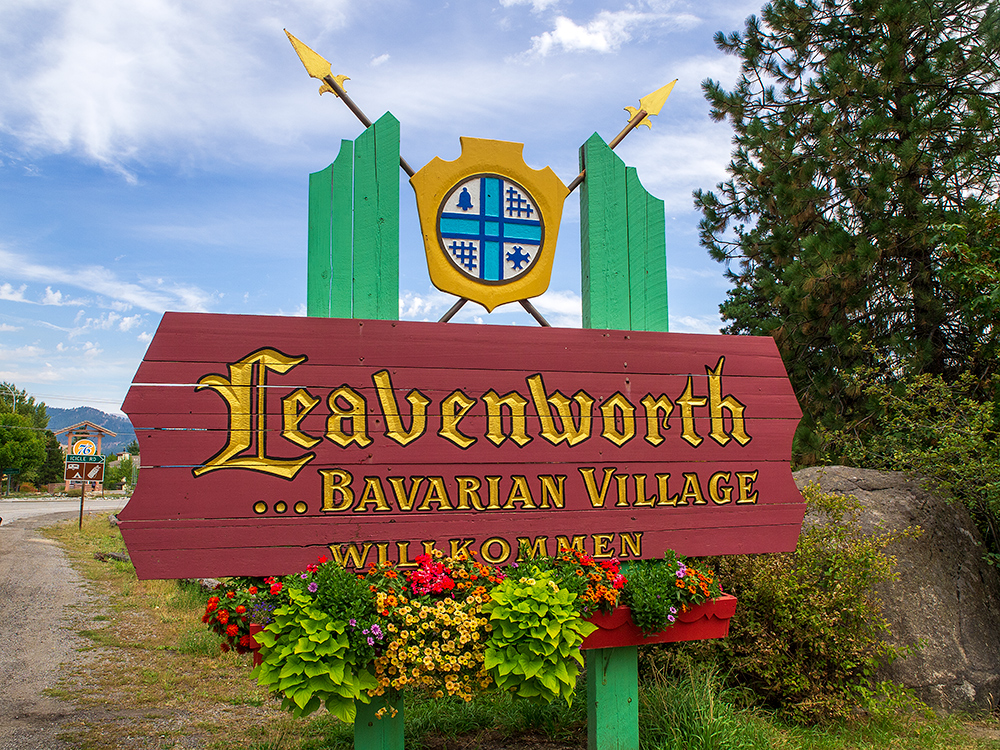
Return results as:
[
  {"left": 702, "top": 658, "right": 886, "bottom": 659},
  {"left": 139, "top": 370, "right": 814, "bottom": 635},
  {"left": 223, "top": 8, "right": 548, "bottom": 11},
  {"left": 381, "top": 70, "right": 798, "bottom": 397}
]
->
[{"left": 794, "top": 466, "right": 1000, "bottom": 712}]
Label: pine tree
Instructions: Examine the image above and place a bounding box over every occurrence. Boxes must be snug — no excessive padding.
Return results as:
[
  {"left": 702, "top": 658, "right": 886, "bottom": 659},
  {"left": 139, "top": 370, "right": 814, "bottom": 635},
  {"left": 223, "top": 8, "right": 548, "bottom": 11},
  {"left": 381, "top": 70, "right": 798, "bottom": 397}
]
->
[{"left": 695, "top": 0, "right": 1000, "bottom": 453}]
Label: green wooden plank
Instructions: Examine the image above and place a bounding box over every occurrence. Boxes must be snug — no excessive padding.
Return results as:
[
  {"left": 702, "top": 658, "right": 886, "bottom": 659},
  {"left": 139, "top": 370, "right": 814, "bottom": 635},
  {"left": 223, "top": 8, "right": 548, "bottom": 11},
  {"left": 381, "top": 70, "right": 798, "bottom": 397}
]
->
[
  {"left": 307, "top": 163, "right": 334, "bottom": 317},
  {"left": 354, "top": 694, "right": 404, "bottom": 750},
  {"left": 330, "top": 138, "right": 355, "bottom": 319},
  {"left": 353, "top": 112, "right": 400, "bottom": 321},
  {"left": 625, "top": 166, "right": 647, "bottom": 331},
  {"left": 579, "top": 133, "right": 629, "bottom": 330},
  {"left": 586, "top": 646, "right": 639, "bottom": 750},
  {"left": 644, "top": 186, "right": 668, "bottom": 331}
]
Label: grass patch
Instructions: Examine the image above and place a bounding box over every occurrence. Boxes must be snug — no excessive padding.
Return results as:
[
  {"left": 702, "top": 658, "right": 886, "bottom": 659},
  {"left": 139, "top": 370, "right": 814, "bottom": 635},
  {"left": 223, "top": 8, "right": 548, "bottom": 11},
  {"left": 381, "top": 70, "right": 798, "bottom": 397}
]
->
[{"left": 40, "top": 514, "right": 1000, "bottom": 750}]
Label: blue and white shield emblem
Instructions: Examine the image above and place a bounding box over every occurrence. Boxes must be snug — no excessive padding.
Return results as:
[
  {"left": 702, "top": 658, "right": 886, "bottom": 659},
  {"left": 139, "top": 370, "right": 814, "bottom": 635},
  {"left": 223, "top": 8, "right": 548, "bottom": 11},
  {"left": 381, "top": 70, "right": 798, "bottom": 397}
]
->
[{"left": 437, "top": 175, "right": 543, "bottom": 284}]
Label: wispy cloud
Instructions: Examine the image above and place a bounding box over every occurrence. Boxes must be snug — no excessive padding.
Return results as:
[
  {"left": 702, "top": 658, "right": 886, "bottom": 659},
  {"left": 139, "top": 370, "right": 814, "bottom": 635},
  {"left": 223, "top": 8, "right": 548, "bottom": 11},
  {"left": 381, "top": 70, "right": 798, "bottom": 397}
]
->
[
  {"left": 500, "top": 0, "right": 561, "bottom": 12},
  {"left": 0, "top": 247, "right": 216, "bottom": 313}
]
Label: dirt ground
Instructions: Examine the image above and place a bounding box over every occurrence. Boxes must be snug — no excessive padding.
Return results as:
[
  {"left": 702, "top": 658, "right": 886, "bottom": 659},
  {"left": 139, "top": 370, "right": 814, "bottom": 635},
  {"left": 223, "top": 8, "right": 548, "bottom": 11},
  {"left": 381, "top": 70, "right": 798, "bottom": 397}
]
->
[{"left": 0, "top": 510, "right": 97, "bottom": 750}]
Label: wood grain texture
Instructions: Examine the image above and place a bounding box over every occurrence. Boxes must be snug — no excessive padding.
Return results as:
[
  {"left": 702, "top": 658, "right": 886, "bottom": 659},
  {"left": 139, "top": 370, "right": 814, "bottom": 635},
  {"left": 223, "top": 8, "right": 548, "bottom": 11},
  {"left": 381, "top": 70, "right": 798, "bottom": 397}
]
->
[
  {"left": 580, "top": 133, "right": 629, "bottom": 329},
  {"left": 330, "top": 138, "right": 354, "bottom": 318},
  {"left": 580, "top": 134, "right": 668, "bottom": 332},
  {"left": 306, "top": 163, "right": 334, "bottom": 317},
  {"left": 352, "top": 113, "right": 399, "bottom": 321},
  {"left": 119, "top": 313, "right": 805, "bottom": 578}
]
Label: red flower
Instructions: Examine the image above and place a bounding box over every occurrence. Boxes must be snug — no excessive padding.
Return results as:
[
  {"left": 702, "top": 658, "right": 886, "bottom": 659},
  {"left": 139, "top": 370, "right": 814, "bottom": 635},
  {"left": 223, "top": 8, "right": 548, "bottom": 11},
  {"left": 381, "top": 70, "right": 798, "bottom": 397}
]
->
[
  {"left": 235, "top": 605, "right": 246, "bottom": 614},
  {"left": 248, "top": 586, "right": 258, "bottom": 595},
  {"left": 306, "top": 564, "right": 318, "bottom": 573},
  {"left": 317, "top": 555, "right": 328, "bottom": 564},
  {"left": 270, "top": 582, "right": 283, "bottom": 595},
  {"left": 226, "top": 591, "right": 236, "bottom": 599},
  {"left": 220, "top": 643, "right": 230, "bottom": 653},
  {"left": 226, "top": 624, "right": 239, "bottom": 637},
  {"left": 217, "top": 609, "right": 229, "bottom": 624}
]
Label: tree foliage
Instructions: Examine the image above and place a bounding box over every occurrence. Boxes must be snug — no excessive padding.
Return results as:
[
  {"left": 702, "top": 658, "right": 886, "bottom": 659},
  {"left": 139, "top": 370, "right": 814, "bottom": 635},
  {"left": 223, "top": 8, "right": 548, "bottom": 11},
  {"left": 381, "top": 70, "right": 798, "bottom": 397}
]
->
[
  {"left": 695, "top": 0, "right": 1000, "bottom": 454},
  {"left": 0, "top": 381, "right": 49, "bottom": 429},
  {"left": 0, "top": 413, "right": 46, "bottom": 488}
]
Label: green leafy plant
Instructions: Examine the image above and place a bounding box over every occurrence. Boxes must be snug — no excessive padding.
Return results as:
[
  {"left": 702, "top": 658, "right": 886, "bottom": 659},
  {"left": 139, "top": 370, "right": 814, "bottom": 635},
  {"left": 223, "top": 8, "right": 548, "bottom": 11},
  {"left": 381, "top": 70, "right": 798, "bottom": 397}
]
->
[
  {"left": 252, "top": 584, "right": 377, "bottom": 720},
  {"left": 483, "top": 567, "right": 596, "bottom": 705},
  {"left": 623, "top": 551, "right": 723, "bottom": 634}
]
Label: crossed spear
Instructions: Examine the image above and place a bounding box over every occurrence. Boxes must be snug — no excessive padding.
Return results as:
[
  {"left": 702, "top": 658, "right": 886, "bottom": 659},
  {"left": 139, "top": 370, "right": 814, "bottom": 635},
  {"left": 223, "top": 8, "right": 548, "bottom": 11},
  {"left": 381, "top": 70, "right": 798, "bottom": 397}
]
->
[{"left": 285, "top": 30, "right": 676, "bottom": 323}]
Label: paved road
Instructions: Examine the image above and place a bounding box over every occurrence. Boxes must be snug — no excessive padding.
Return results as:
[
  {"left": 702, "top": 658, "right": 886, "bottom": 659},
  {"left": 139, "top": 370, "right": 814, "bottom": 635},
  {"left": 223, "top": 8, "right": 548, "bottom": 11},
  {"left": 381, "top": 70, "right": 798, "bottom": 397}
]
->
[{"left": 0, "top": 496, "right": 129, "bottom": 526}]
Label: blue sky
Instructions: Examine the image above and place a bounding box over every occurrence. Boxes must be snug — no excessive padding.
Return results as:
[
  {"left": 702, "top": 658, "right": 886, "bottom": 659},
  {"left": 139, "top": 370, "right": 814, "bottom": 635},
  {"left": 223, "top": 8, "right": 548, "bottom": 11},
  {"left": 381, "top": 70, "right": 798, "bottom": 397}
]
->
[{"left": 0, "top": 0, "right": 757, "bottom": 414}]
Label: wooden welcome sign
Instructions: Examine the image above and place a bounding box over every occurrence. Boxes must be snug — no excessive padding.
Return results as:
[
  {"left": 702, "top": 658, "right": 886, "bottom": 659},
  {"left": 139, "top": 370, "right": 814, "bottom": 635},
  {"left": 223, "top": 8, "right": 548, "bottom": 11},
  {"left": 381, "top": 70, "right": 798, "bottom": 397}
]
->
[{"left": 119, "top": 312, "right": 804, "bottom": 580}]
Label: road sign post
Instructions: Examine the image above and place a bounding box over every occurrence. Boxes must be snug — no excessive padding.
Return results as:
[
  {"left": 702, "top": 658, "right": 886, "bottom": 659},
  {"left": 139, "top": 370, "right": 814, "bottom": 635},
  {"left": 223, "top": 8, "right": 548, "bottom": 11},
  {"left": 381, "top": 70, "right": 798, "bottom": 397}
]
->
[{"left": 66, "top": 455, "right": 105, "bottom": 529}]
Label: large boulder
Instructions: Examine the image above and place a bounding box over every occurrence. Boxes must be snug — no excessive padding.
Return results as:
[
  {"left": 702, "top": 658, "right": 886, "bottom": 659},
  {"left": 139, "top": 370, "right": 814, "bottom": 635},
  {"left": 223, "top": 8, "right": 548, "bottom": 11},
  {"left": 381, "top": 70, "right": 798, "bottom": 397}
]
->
[{"left": 794, "top": 466, "right": 1000, "bottom": 712}]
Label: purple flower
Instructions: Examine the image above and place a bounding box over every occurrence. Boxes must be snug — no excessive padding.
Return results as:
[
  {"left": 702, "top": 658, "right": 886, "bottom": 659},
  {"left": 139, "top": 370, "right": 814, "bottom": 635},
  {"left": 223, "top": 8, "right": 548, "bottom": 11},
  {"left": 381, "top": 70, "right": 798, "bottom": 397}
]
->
[
  {"left": 668, "top": 614, "right": 676, "bottom": 623},
  {"left": 367, "top": 636, "right": 375, "bottom": 646},
  {"left": 307, "top": 582, "right": 318, "bottom": 593},
  {"left": 349, "top": 618, "right": 357, "bottom": 627},
  {"left": 300, "top": 573, "right": 309, "bottom": 579}
]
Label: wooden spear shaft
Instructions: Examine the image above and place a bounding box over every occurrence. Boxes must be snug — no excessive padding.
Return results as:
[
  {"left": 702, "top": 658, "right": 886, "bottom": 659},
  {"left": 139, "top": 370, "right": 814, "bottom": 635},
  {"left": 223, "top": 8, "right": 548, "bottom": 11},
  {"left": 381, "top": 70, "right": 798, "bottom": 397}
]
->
[
  {"left": 321, "top": 74, "right": 416, "bottom": 177},
  {"left": 566, "top": 108, "right": 648, "bottom": 194}
]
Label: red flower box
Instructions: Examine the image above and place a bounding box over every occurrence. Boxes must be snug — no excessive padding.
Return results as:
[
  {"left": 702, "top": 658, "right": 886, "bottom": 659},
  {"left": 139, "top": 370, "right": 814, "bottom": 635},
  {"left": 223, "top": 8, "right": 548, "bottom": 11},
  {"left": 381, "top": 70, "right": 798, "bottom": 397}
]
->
[
  {"left": 580, "top": 594, "right": 738, "bottom": 650},
  {"left": 246, "top": 594, "right": 737, "bottom": 665}
]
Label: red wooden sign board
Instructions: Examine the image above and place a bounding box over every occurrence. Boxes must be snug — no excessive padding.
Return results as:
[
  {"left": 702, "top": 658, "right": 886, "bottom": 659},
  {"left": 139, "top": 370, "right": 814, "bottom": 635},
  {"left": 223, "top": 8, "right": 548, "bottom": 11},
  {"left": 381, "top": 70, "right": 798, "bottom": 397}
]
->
[{"left": 119, "top": 312, "right": 804, "bottom": 579}]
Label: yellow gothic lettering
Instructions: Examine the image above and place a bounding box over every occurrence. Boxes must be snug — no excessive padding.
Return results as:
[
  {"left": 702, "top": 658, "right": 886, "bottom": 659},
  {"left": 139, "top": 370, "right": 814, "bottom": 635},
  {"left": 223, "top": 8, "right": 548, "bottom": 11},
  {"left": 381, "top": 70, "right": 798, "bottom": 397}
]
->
[
  {"left": 326, "top": 386, "right": 372, "bottom": 448},
  {"left": 482, "top": 389, "right": 532, "bottom": 447},
  {"left": 439, "top": 390, "right": 477, "bottom": 448},
  {"left": 707, "top": 357, "right": 752, "bottom": 447},
  {"left": 600, "top": 392, "right": 636, "bottom": 446},
  {"left": 194, "top": 348, "right": 315, "bottom": 479},
  {"left": 526, "top": 374, "right": 594, "bottom": 446},
  {"left": 371, "top": 370, "right": 430, "bottom": 446}
]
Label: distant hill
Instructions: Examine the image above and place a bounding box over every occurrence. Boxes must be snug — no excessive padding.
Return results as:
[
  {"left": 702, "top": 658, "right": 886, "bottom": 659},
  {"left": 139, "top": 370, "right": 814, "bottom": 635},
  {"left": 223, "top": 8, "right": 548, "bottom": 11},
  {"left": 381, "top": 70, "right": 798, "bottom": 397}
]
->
[{"left": 46, "top": 407, "right": 137, "bottom": 455}]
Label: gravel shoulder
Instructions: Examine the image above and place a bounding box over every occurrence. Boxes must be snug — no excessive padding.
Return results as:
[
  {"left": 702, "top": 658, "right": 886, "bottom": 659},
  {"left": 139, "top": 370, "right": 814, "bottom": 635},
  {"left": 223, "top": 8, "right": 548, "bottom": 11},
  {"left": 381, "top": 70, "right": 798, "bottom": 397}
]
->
[{"left": 0, "top": 510, "right": 100, "bottom": 750}]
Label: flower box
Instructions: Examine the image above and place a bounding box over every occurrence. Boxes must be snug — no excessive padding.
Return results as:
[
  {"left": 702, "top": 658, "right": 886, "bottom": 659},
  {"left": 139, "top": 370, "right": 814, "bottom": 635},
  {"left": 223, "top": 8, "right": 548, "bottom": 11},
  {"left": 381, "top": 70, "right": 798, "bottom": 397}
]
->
[
  {"left": 246, "top": 594, "right": 738, "bottom": 665},
  {"left": 579, "top": 594, "right": 738, "bottom": 650}
]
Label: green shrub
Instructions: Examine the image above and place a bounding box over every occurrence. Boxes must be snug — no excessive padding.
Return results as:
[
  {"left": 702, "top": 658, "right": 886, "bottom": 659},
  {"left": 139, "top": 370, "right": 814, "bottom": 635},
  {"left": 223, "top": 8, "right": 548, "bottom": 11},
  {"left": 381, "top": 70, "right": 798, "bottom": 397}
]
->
[
  {"left": 671, "top": 484, "right": 920, "bottom": 723},
  {"left": 820, "top": 368, "right": 1000, "bottom": 556}
]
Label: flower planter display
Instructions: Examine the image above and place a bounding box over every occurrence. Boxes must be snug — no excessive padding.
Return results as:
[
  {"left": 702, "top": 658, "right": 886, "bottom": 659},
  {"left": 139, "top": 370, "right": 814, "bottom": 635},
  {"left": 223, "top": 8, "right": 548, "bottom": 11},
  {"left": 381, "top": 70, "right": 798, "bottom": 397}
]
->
[
  {"left": 245, "top": 594, "right": 738, "bottom": 665},
  {"left": 580, "top": 594, "right": 738, "bottom": 650}
]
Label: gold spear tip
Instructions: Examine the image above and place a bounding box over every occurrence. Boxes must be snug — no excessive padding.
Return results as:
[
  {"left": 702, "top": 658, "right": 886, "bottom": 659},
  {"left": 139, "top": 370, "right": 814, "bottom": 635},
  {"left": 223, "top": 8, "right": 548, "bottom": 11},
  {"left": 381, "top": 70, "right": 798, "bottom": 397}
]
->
[
  {"left": 284, "top": 29, "right": 349, "bottom": 97},
  {"left": 624, "top": 79, "right": 678, "bottom": 129}
]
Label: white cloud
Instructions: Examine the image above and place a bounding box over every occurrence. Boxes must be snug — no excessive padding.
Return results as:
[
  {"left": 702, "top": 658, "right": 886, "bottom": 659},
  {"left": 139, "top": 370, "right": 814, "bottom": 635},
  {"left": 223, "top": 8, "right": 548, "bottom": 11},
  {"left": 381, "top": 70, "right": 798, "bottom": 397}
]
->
[
  {"left": 137, "top": 331, "right": 153, "bottom": 343},
  {"left": 528, "top": 9, "right": 699, "bottom": 57},
  {"left": 118, "top": 314, "right": 142, "bottom": 332},
  {"left": 0, "top": 283, "right": 29, "bottom": 302},
  {"left": 0, "top": 0, "right": 356, "bottom": 174},
  {"left": 670, "top": 313, "right": 723, "bottom": 335},
  {"left": 500, "top": 0, "right": 561, "bottom": 12},
  {"left": 0, "top": 323, "right": 23, "bottom": 332},
  {"left": 0, "top": 247, "right": 217, "bottom": 313},
  {"left": 370, "top": 53, "right": 390, "bottom": 67},
  {"left": 41, "top": 286, "right": 90, "bottom": 306}
]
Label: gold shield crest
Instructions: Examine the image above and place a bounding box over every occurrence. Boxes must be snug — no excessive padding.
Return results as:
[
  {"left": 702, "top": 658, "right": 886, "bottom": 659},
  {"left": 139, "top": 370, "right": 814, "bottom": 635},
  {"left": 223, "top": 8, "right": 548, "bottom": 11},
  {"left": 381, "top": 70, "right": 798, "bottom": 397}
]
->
[{"left": 410, "top": 137, "right": 569, "bottom": 312}]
